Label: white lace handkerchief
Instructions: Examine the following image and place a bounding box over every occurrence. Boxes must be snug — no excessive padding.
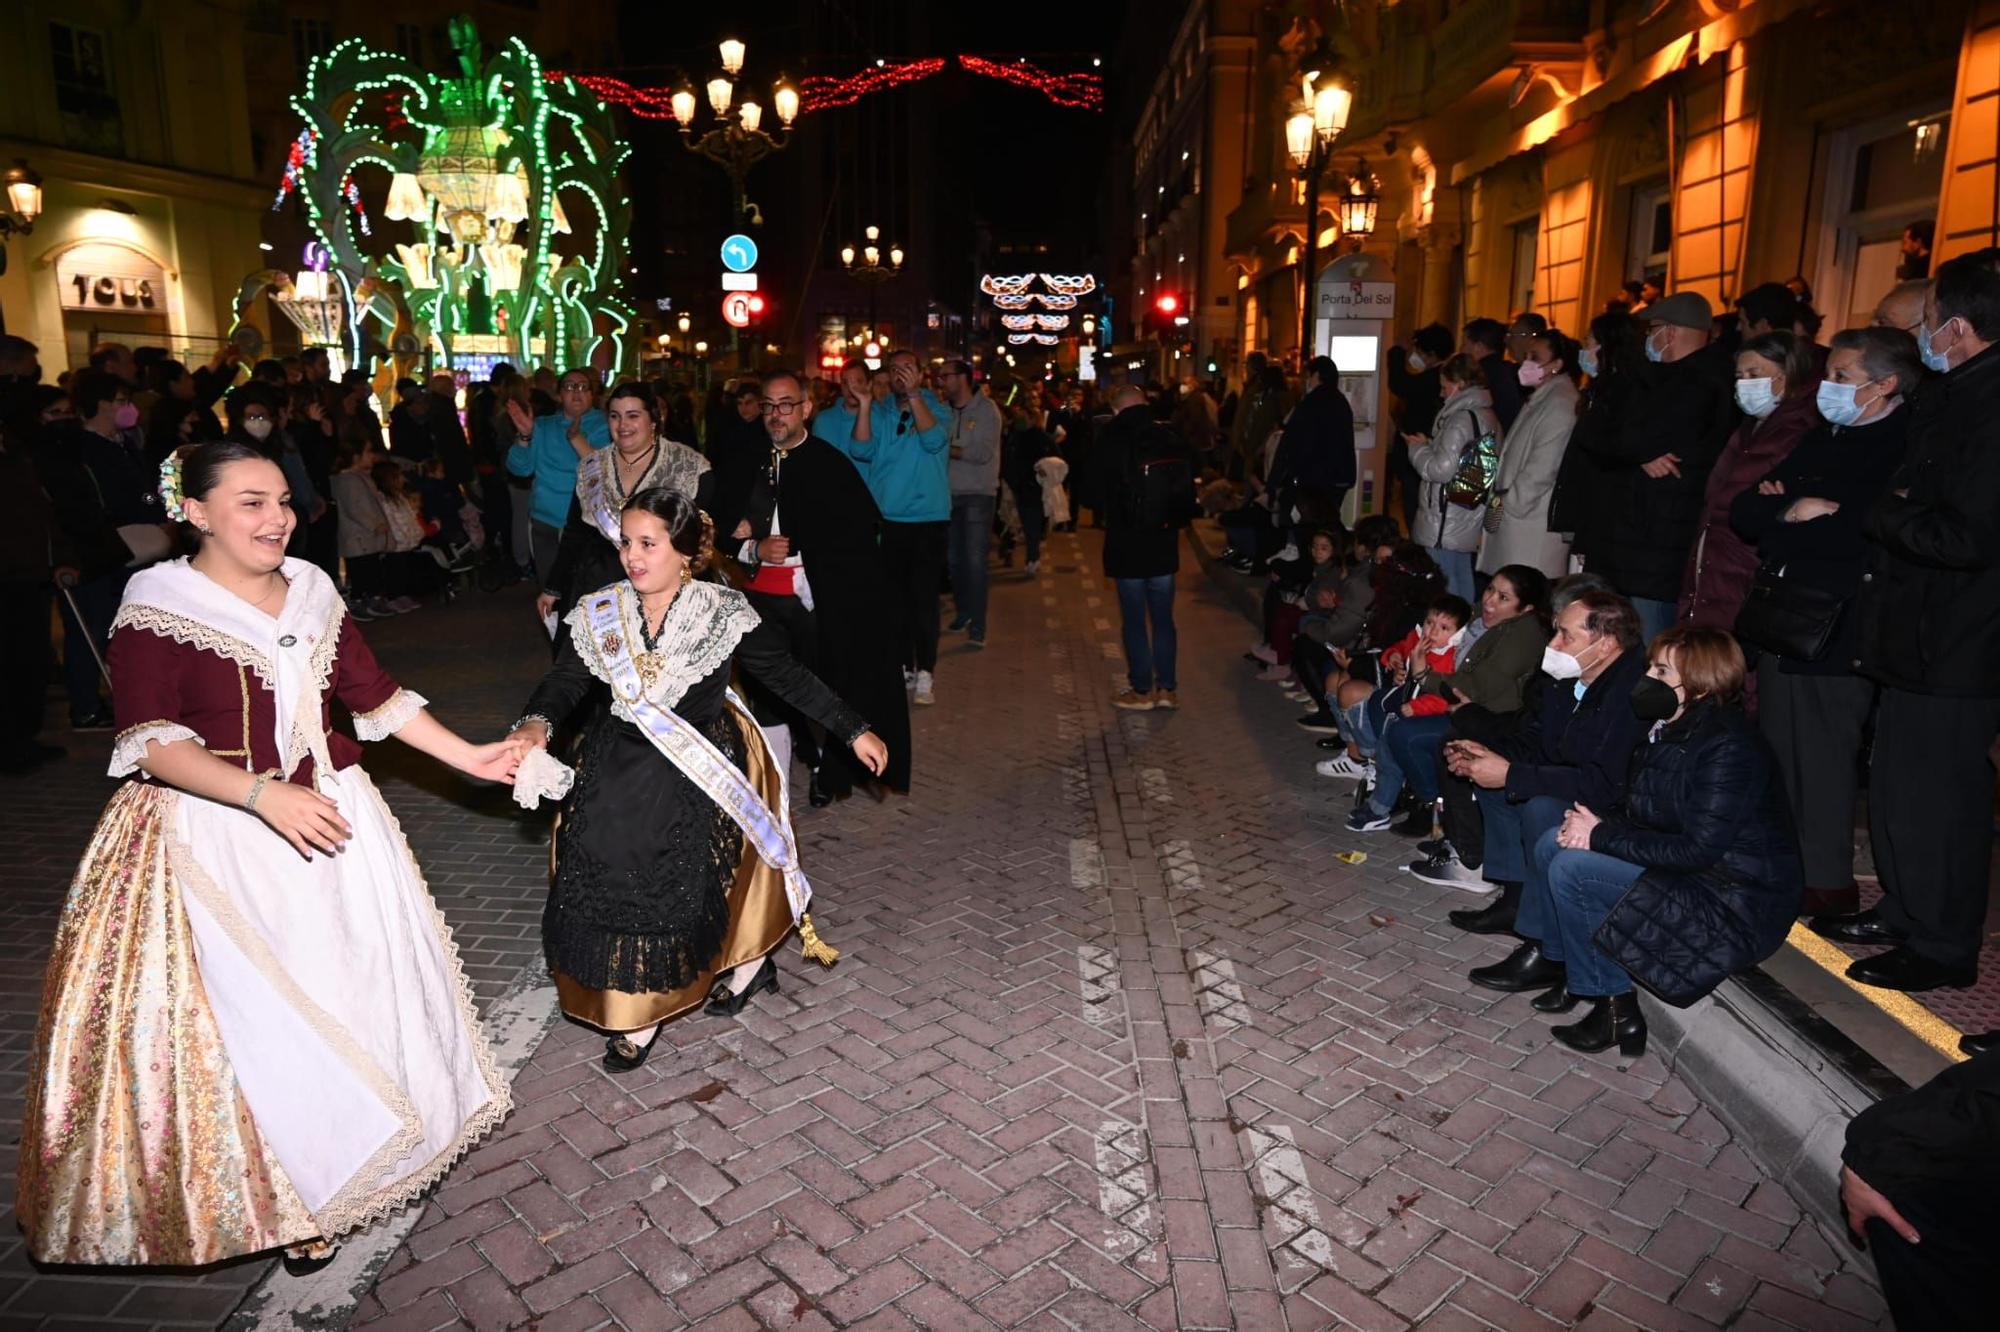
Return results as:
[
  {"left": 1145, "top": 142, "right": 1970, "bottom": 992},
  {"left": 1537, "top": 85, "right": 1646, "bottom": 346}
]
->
[{"left": 512, "top": 746, "right": 576, "bottom": 810}]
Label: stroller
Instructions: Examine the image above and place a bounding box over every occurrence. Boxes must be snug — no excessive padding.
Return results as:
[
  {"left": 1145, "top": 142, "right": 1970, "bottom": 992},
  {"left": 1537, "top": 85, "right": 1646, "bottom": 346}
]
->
[{"left": 1034, "top": 455, "right": 1072, "bottom": 531}]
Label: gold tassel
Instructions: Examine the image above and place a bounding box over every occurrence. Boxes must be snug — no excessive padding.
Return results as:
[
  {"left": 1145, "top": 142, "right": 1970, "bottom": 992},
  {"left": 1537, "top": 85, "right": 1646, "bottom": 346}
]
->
[{"left": 799, "top": 913, "right": 839, "bottom": 966}]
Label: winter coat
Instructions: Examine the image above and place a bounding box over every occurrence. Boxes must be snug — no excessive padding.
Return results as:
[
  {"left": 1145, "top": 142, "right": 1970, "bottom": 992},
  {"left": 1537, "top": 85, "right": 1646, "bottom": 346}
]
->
[
  {"left": 1479, "top": 374, "right": 1578, "bottom": 577},
  {"left": 1729, "top": 407, "right": 1910, "bottom": 677},
  {"left": 1494, "top": 645, "right": 1652, "bottom": 809},
  {"left": 1479, "top": 353, "right": 1524, "bottom": 432},
  {"left": 1269, "top": 382, "right": 1356, "bottom": 501},
  {"left": 1364, "top": 548, "right": 1445, "bottom": 652},
  {"left": 1424, "top": 610, "right": 1549, "bottom": 714},
  {"left": 1854, "top": 342, "right": 2000, "bottom": 696},
  {"left": 1409, "top": 386, "right": 1497, "bottom": 553},
  {"left": 1675, "top": 391, "right": 1818, "bottom": 630},
  {"left": 1587, "top": 700, "right": 1803, "bottom": 1007},
  {"left": 1549, "top": 371, "right": 1637, "bottom": 559},
  {"left": 1580, "top": 340, "right": 1740, "bottom": 603},
  {"left": 1302, "top": 557, "right": 1375, "bottom": 647},
  {"left": 1095, "top": 405, "right": 1191, "bottom": 580}
]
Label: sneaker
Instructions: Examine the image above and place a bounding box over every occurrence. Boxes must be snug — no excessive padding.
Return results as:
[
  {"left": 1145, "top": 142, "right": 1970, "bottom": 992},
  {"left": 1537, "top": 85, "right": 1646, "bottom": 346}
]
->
[
  {"left": 1249, "top": 642, "right": 1279, "bottom": 666},
  {"left": 968, "top": 625, "right": 987, "bottom": 648},
  {"left": 348, "top": 599, "right": 381, "bottom": 623},
  {"left": 1154, "top": 689, "right": 1179, "bottom": 710},
  {"left": 1294, "top": 709, "right": 1340, "bottom": 734},
  {"left": 1025, "top": 559, "right": 1040, "bottom": 575},
  {"left": 947, "top": 615, "right": 971, "bottom": 632},
  {"left": 365, "top": 596, "right": 397, "bottom": 618},
  {"left": 388, "top": 596, "right": 420, "bottom": 613},
  {"left": 1112, "top": 686, "right": 1156, "bottom": 711},
  {"left": 1415, "top": 835, "right": 1450, "bottom": 859},
  {"left": 1315, "top": 754, "right": 1372, "bottom": 781},
  {"left": 1406, "top": 849, "right": 1497, "bottom": 893},
  {"left": 1346, "top": 807, "right": 1394, "bottom": 833},
  {"left": 903, "top": 666, "right": 917, "bottom": 691},
  {"left": 1256, "top": 664, "right": 1292, "bottom": 683},
  {"left": 913, "top": 670, "right": 935, "bottom": 706},
  {"left": 1283, "top": 689, "right": 1311, "bottom": 703}
]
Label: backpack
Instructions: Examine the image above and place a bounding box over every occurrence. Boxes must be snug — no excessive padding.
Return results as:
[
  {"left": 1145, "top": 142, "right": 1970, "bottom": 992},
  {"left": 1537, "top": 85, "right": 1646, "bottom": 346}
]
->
[{"left": 1127, "top": 426, "right": 1197, "bottom": 531}]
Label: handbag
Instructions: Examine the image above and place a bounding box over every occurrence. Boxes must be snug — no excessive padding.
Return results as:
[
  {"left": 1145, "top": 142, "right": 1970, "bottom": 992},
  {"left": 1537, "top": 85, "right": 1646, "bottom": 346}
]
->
[
  {"left": 1732, "top": 561, "right": 1846, "bottom": 661},
  {"left": 1443, "top": 416, "right": 1500, "bottom": 509}
]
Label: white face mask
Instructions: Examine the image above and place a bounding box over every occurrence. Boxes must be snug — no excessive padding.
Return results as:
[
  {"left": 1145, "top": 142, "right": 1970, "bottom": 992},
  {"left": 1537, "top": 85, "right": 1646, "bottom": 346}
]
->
[
  {"left": 1734, "top": 377, "right": 1777, "bottom": 419},
  {"left": 1541, "top": 644, "right": 1585, "bottom": 680},
  {"left": 244, "top": 418, "right": 274, "bottom": 441}
]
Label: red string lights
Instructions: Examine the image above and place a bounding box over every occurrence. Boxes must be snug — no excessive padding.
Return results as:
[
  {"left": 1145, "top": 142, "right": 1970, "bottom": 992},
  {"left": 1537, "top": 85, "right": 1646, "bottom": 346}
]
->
[{"left": 550, "top": 55, "right": 1102, "bottom": 120}]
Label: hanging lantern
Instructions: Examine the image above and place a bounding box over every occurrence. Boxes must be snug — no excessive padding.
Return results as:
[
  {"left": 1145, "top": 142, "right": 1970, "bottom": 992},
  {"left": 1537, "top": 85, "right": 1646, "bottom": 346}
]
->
[
  {"left": 1285, "top": 109, "right": 1314, "bottom": 170},
  {"left": 480, "top": 241, "right": 528, "bottom": 292},
  {"left": 394, "top": 242, "right": 438, "bottom": 288},
  {"left": 383, "top": 171, "right": 428, "bottom": 221},
  {"left": 416, "top": 83, "right": 512, "bottom": 243},
  {"left": 1338, "top": 176, "right": 1379, "bottom": 240},
  {"left": 487, "top": 166, "right": 532, "bottom": 227}
]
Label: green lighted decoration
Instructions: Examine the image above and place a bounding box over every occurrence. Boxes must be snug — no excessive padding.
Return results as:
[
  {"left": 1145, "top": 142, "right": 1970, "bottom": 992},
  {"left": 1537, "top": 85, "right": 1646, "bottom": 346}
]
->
[{"left": 270, "top": 15, "right": 633, "bottom": 373}]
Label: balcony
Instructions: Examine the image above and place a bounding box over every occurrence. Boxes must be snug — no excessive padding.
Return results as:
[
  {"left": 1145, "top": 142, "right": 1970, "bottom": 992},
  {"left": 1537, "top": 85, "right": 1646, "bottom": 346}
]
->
[{"left": 1346, "top": 0, "right": 1590, "bottom": 140}]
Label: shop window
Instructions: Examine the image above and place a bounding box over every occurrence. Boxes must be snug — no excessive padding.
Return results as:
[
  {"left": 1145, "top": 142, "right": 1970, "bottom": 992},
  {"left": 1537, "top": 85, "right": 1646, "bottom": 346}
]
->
[
  {"left": 1242, "top": 291, "right": 1260, "bottom": 356},
  {"left": 1626, "top": 180, "right": 1671, "bottom": 283},
  {"left": 49, "top": 23, "right": 121, "bottom": 155},
  {"left": 1509, "top": 219, "right": 1539, "bottom": 317},
  {"left": 1817, "top": 107, "right": 1950, "bottom": 331},
  {"left": 292, "top": 18, "right": 334, "bottom": 72}
]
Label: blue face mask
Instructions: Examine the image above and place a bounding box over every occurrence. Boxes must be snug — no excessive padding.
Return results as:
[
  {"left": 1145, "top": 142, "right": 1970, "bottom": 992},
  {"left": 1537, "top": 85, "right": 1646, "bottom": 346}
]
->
[
  {"left": 1918, "top": 319, "right": 1954, "bottom": 373},
  {"left": 1577, "top": 348, "right": 1599, "bottom": 379},
  {"left": 1816, "top": 379, "right": 1869, "bottom": 427},
  {"left": 1643, "top": 331, "right": 1665, "bottom": 364}
]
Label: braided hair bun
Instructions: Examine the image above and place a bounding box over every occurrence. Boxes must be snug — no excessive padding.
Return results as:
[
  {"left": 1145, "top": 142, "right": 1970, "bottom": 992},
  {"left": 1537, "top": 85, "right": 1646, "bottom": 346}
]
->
[{"left": 623, "top": 486, "right": 714, "bottom": 574}]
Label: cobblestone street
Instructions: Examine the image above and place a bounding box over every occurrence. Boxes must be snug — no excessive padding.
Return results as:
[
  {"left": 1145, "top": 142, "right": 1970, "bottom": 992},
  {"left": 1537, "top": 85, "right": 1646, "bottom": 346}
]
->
[{"left": 2, "top": 533, "right": 1891, "bottom": 1330}]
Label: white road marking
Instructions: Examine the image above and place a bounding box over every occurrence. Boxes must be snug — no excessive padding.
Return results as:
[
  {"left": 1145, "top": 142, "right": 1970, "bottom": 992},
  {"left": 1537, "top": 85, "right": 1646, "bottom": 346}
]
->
[
  {"left": 1095, "top": 1119, "right": 1156, "bottom": 1257},
  {"left": 1138, "top": 767, "right": 1173, "bottom": 805},
  {"left": 1190, "top": 949, "right": 1254, "bottom": 1032},
  {"left": 1160, "top": 839, "right": 1206, "bottom": 895},
  {"left": 1246, "top": 1123, "right": 1338, "bottom": 1269},
  {"left": 1070, "top": 837, "right": 1105, "bottom": 889},
  {"left": 1077, "top": 944, "right": 1121, "bottom": 1028}
]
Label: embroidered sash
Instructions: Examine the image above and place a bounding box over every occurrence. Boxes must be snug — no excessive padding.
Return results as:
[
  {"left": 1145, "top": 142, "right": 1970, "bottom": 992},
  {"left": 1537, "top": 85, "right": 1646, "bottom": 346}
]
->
[
  {"left": 581, "top": 591, "right": 812, "bottom": 926},
  {"left": 575, "top": 451, "right": 622, "bottom": 545}
]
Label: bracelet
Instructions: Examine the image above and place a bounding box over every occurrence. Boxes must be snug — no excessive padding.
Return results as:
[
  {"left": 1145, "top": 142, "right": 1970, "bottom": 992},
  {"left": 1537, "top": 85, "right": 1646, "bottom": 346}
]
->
[
  {"left": 510, "top": 714, "right": 553, "bottom": 737},
  {"left": 244, "top": 768, "right": 280, "bottom": 812}
]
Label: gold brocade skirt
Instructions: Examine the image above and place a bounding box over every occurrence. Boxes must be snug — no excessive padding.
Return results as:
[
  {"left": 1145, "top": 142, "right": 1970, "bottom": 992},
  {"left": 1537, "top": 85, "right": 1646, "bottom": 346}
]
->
[
  {"left": 554, "top": 701, "right": 798, "bottom": 1032},
  {"left": 16, "top": 783, "right": 317, "bottom": 1266}
]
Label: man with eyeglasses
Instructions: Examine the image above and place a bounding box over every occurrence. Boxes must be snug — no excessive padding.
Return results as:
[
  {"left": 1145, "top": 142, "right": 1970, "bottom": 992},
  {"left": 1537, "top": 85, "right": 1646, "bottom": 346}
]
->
[
  {"left": 505, "top": 368, "right": 609, "bottom": 600},
  {"left": 939, "top": 359, "right": 1002, "bottom": 649},
  {"left": 717, "top": 370, "right": 911, "bottom": 801},
  {"left": 848, "top": 349, "right": 950, "bottom": 704}
]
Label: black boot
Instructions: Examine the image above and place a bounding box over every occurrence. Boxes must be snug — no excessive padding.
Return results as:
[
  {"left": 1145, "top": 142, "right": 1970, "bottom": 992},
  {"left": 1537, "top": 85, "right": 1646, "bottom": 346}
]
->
[
  {"left": 1530, "top": 982, "right": 1580, "bottom": 1014},
  {"left": 1551, "top": 992, "right": 1648, "bottom": 1057},
  {"left": 1391, "top": 800, "right": 1436, "bottom": 838},
  {"left": 1468, "top": 941, "right": 1565, "bottom": 993},
  {"left": 1449, "top": 881, "right": 1520, "bottom": 935},
  {"left": 808, "top": 766, "right": 832, "bottom": 808}
]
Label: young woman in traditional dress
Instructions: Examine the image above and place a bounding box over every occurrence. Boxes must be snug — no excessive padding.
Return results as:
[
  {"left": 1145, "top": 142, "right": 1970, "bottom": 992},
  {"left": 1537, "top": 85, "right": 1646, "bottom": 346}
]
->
[
  {"left": 17, "top": 441, "right": 520, "bottom": 1272},
  {"left": 507, "top": 488, "right": 888, "bottom": 1070},
  {"left": 538, "top": 380, "right": 712, "bottom": 632}
]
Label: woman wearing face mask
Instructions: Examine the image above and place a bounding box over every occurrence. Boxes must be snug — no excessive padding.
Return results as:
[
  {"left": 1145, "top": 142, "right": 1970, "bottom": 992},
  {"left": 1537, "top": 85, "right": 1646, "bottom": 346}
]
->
[
  {"left": 1728, "top": 327, "right": 1919, "bottom": 917},
  {"left": 229, "top": 384, "right": 325, "bottom": 563},
  {"left": 1480, "top": 330, "right": 1583, "bottom": 579},
  {"left": 1532, "top": 628, "right": 1802, "bottom": 1056},
  {"left": 1548, "top": 313, "right": 1645, "bottom": 571},
  {"left": 1671, "top": 332, "right": 1820, "bottom": 642},
  {"left": 1405, "top": 353, "right": 1498, "bottom": 602}
]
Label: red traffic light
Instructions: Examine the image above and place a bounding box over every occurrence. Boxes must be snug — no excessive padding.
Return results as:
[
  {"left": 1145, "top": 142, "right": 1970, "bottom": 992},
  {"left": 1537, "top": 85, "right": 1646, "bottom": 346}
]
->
[
  {"left": 747, "top": 294, "right": 766, "bottom": 315},
  {"left": 1154, "top": 292, "right": 1180, "bottom": 315}
]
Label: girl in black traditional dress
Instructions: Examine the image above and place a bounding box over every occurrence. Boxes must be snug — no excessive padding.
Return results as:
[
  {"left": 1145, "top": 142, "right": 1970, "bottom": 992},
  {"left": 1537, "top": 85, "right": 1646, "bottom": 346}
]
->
[{"left": 507, "top": 489, "right": 887, "bottom": 1069}]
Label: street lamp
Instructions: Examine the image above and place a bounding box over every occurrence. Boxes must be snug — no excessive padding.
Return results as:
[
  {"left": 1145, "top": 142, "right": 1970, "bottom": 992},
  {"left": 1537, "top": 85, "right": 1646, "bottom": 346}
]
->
[
  {"left": 841, "top": 222, "right": 905, "bottom": 348},
  {"left": 677, "top": 312, "right": 692, "bottom": 334},
  {"left": 672, "top": 38, "right": 799, "bottom": 216},
  {"left": 0, "top": 159, "right": 45, "bottom": 334},
  {"left": 1336, "top": 166, "right": 1379, "bottom": 246},
  {"left": 1288, "top": 70, "right": 1351, "bottom": 357}
]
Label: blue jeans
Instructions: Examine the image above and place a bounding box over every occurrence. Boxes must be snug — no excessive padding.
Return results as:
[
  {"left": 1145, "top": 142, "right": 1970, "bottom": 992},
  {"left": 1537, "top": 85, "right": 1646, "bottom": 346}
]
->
[
  {"left": 1632, "top": 596, "right": 1676, "bottom": 645},
  {"left": 1339, "top": 692, "right": 1387, "bottom": 754},
  {"left": 59, "top": 570, "right": 128, "bottom": 719},
  {"left": 1428, "top": 546, "right": 1475, "bottom": 602},
  {"left": 1115, "top": 575, "right": 1177, "bottom": 692},
  {"left": 949, "top": 493, "right": 996, "bottom": 630},
  {"left": 1475, "top": 789, "right": 1568, "bottom": 900},
  {"left": 1367, "top": 712, "right": 1450, "bottom": 815},
  {"left": 1534, "top": 832, "right": 1646, "bottom": 996}
]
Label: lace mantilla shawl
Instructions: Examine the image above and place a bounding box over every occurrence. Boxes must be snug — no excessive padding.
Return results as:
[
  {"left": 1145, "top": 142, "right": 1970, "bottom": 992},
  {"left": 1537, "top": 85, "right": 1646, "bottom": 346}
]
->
[
  {"left": 575, "top": 438, "right": 710, "bottom": 511},
  {"left": 563, "top": 580, "right": 760, "bottom": 723}
]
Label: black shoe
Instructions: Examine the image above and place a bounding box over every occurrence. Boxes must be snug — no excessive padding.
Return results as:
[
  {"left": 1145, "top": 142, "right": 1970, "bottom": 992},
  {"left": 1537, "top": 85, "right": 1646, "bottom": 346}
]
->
[
  {"left": 1468, "top": 942, "right": 1565, "bottom": 994},
  {"left": 1845, "top": 946, "right": 1976, "bottom": 992},
  {"left": 1391, "top": 803, "right": 1436, "bottom": 838},
  {"left": 1552, "top": 993, "right": 1648, "bottom": 1057},
  {"left": 282, "top": 1244, "right": 340, "bottom": 1276},
  {"left": 1530, "top": 982, "right": 1581, "bottom": 1014},
  {"left": 69, "top": 709, "right": 113, "bottom": 732},
  {"left": 1809, "top": 908, "right": 1906, "bottom": 946},
  {"left": 1450, "top": 882, "right": 1521, "bottom": 935},
  {"left": 706, "top": 955, "right": 779, "bottom": 1017},
  {"left": 1416, "top": 836, "right": 1449, "bottom": 859},
  {"left": 1959, "top": 1030, "right": 2000, "bottom": 1057},
  {"left": 808, "top": 767, "right": 832, "bottom": 808},
  {"left": 1316, "top": 736, "right": 1345, "bottom": 750},
  {"left": 1294, "top": 709, "right": 1340, "bottom": 734},
  {"left": 603, "top": 1025, "right": 665, "bottom": 1071}
]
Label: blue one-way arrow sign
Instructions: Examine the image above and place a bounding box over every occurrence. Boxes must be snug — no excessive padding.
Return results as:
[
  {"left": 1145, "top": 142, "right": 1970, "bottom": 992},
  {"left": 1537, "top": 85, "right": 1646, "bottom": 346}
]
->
[{"left": 720, "top": 234, "right": 759, "bottom": 273}]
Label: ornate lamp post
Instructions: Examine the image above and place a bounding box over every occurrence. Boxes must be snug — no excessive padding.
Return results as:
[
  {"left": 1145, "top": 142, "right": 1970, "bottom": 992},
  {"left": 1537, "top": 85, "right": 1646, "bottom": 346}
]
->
[
  {"left": 1285, "top": 71, "right": 1351, "bottom": 359},
  {"left": 840, "top": 223, "right": 904, "bottom": 344},
  {"left": 669, "top": 40, "right": 799, "bottom": 217},
  {"left": 0, "top": 158, "right": 45, "bottom": 334}
]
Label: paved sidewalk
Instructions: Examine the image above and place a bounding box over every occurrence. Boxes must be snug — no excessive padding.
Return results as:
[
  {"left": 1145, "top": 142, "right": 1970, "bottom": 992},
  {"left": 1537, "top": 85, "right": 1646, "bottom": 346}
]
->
[{"left": 333, "top": 531, "right": 1890, "bottom": 1332}]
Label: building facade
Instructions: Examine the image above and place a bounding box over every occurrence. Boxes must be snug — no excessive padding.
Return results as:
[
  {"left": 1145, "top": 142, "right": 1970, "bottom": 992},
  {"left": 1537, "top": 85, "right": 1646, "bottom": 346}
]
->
[{"left": 1216, "top": 0, "right": 2000, "bottom": 503}]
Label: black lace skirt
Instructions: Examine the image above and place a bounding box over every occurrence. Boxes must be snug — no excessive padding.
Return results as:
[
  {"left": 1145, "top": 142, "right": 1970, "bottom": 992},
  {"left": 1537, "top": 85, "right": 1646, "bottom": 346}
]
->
[{"left": 544, "top": 709, "right": 746, "bottom": 994}]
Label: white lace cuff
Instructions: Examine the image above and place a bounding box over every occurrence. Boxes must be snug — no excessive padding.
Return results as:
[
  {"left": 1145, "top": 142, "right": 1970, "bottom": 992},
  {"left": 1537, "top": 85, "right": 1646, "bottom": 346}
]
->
[
  {"left": 353, "top": 689, "right": 429, "bottom": 742},
  {"left": 512, "top": 746, "right": 575, "bottom": 810},
  {"left": 109, "top": 721, "right": 202, "bottom": 778}
]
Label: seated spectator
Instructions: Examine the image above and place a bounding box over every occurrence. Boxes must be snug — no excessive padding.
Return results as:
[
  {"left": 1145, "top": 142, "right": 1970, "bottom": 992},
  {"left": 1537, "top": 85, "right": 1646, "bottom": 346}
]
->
[
  {"left": 1405, "top": 353, "right": 1496, "bottom": 602},
  {"left": 1253, "top": 528, "right": 1341, "bottom": 676},
  {"left": 1338, "top": 595, "right": 1471, "bottom": 832},
  {"left": 1730, "top": 327, "right": 1919, "bottom": 916},
  {"left": 1295, "top": 536, "right": 1439, "bottom": 733},
  {"left": 1524, "top": 628, "right": 1801, "bottom": 1057},
  {"left": 1445, "top": 590, "right": 1650, "bottom": 979},
  {"left": 414, "top": 455, "right": 474, "bottom": 559},
  {"left": 1283, "top": 516, "right": 1399, "bottom": 708}
]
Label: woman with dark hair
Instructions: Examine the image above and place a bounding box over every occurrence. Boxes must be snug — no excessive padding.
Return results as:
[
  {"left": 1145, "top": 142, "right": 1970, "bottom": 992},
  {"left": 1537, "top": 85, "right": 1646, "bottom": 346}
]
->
[
  {"left": 1527, "top": 627, "right": 1801, "bottom": 1056},
  {"left": 1481, "top": 330, "right": 1581, "bottom": 578},
  {"left": 1386, "top": 323, "right": 1455, "bottom": 527},
  {"left": 1677, "top": 330, "right": 1820, "bottom": 632},
  {"left": 18, "top": 441, "right": 518, "bottom": 1272},
  {"left": 1406, "top": 353, "right": 1496, "bottom": 601},
  {"left": 507, "top": 488, "right": 890, "bottom": 1070},
  {"left": 1549, "top": 312, "right": 1645, "bottom": 564},
  {"left": 539, "top": 380, "right": 710, "bottom": 635}
]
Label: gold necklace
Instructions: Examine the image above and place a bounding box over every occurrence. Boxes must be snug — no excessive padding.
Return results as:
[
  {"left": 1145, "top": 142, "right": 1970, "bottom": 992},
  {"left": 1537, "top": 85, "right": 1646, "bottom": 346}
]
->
[{"left": 630, "top": 587, "right": 677, "bottom": 689}]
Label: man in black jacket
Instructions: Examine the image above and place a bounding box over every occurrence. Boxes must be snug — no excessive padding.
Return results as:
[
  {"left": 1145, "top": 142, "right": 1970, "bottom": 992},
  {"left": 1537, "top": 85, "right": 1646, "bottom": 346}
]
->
[
  {"left": 1460, "top": 318, "right": 1522, "bottom": 431},
  {"left": 1094, "top": 385, "right": 1192, "bottom": 712},
  {"left": 1578, "top": 292, "right": 1739, "bottom": 641},
  {"left": 1813, "top": 255, "right": 2000, "bottom": 992},
  {"left": 1266, "top": 356, "right": 1355, "bottom": 550},
  {"left": 1445, "top": 591, "right": 1650, "bottom": 996}
]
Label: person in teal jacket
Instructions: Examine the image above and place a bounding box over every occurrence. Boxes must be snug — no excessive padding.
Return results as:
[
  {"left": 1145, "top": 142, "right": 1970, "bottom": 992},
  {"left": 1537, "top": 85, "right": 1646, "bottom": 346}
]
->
[
  {"left": 849, "top": 350, "right": 950, "bottom": 702},
  {"left": 506, "top": 368, "right": 610, "bottom": 588}
]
